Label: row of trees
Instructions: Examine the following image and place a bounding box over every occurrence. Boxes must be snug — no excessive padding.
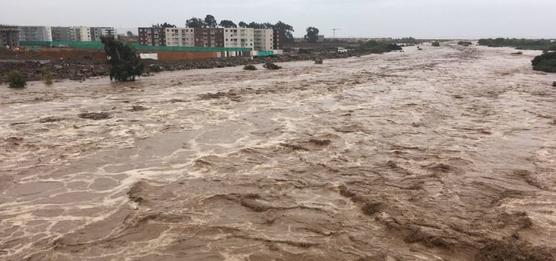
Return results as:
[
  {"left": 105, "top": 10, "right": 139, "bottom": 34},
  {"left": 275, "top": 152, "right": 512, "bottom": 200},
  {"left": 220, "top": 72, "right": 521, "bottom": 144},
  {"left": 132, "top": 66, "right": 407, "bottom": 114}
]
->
[
  {"left": 153, "top": 15, "right": 327, "bottom": 44},
  {"left": 478, "top": 38, "right": 556, "bottom": 51},
  {"left": 180, "top": 15, "right": 295, "bottom": 43}
]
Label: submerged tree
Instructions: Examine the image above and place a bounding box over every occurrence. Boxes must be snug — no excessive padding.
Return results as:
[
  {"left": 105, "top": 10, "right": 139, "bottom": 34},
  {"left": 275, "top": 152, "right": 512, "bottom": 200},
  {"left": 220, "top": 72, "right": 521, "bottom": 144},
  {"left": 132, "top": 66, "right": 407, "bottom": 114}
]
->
[{"left": 101, "top": 36, "right": 144, "bottom": 82}]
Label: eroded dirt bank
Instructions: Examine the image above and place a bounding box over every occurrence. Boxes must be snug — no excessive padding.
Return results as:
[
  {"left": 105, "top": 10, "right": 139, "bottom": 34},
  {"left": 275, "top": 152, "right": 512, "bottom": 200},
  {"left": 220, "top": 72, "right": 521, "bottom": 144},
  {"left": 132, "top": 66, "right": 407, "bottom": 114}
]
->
[{"left": 1, "top": 44, "right": 555, "bottom": 260}]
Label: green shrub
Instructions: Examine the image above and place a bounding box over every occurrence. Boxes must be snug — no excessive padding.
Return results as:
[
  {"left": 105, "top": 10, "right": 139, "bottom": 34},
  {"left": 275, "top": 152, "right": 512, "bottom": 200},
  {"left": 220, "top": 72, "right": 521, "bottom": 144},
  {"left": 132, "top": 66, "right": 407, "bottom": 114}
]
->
[
  {"left": 243, "top": 64, "right": 257, "bottom": 70},
  {"left": 42, "top": 68, "right": 53, "bottom": 85},
  {"left": 7, "top": 71, "right": 26, "bottom": 88},
  {"left": 432, "top": 41, "right": 440, "bottom": 47},
  {"left": 532, "top": 52, "right": 556, "bottom": 73}
]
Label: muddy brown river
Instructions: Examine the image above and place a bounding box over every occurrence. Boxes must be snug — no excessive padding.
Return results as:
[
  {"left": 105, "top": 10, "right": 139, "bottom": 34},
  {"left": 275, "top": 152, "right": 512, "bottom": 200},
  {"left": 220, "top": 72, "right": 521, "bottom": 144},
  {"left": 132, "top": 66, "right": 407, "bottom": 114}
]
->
[{"left": 1, "top": 44, "right": 555, "bottom": 260}]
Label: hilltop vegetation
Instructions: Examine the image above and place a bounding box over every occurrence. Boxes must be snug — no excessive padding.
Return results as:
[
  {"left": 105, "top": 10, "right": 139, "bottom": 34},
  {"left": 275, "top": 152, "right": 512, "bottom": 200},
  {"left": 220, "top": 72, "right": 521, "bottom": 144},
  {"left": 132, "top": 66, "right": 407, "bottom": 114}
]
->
[{"left": 478, "top": 38, "right": 556, "bottom": 51}]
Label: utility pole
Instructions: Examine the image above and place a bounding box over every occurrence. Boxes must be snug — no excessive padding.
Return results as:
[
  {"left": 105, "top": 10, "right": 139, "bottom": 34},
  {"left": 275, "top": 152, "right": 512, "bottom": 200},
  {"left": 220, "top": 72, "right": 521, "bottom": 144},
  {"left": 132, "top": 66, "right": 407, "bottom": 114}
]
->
[{"left": 332, "top": 28, "right": 341, "bottom": 38}]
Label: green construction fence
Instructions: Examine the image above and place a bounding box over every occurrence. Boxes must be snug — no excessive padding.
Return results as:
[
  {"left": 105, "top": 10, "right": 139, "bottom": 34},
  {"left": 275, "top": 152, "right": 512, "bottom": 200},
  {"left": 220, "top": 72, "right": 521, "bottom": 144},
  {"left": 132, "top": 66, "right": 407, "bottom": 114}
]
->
[{"left": 256, "top": 50, "right": 274, "bottom": 57}]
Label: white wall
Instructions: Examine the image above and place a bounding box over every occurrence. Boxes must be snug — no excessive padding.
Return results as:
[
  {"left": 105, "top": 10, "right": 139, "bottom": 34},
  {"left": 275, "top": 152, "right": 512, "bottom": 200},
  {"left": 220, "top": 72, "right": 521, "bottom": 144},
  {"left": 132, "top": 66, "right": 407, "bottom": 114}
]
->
[
  {"left": 254, "top": 29, "right": 273, "bottom": 50},
  {"left": 224, "top": 28, "right": 254, "bottom": 49},
  {"left": 165, "top": 28, "right": 195, "bottom": 47},
  {"left": 77, "top": 26, "right": 91, "bottom": 41}
]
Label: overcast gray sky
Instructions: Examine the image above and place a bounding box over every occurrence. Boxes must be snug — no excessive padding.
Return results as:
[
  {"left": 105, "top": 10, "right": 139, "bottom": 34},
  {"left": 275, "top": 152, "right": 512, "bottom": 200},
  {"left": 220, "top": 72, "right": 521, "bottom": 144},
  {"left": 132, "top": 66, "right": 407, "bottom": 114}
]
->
[{"left": 2, "top": 0, "right": 555, "bottom": 38}]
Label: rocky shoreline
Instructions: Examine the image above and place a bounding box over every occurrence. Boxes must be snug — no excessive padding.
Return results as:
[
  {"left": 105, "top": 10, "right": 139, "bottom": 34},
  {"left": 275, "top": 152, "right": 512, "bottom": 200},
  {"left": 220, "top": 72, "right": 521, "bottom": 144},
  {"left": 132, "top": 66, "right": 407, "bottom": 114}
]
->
[{"left": 0, "top": 48, "right": 383, "bottom": 84}]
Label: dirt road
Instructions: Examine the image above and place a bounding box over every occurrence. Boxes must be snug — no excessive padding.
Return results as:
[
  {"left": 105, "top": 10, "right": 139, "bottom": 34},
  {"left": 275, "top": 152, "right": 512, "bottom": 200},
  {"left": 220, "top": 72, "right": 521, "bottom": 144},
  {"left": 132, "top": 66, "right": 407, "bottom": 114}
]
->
[{"left": 1, "top": 44, "right": 555, "bottom": 260}]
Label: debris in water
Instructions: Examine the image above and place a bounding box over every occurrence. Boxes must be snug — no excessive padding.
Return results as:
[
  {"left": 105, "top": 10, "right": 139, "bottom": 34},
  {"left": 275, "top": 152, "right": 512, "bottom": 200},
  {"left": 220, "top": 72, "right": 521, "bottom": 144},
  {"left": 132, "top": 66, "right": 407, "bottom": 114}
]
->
[
  {"left": 78, "top": 112, "right": 112, "bottom": 120},
  {"left": 264, "top": 62, "right": 282, "bottom": 70}
]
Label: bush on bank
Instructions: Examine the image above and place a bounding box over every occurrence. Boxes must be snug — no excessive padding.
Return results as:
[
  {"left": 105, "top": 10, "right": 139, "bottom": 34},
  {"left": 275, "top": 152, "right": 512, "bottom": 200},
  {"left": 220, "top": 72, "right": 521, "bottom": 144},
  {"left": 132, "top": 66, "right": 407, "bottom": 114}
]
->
[
  {"left": 7, "top": 71, "right": 26, "bottom": 88},
  {"left": 532, "top": 52, "right": 556, "bottom": 73}
]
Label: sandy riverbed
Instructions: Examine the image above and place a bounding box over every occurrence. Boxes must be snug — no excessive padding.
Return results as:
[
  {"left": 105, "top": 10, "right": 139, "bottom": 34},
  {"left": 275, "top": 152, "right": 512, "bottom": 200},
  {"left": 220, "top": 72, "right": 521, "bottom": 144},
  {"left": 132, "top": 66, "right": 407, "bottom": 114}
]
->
[{"left": 1, "top": 44, "right": 555, "bottom": 260}]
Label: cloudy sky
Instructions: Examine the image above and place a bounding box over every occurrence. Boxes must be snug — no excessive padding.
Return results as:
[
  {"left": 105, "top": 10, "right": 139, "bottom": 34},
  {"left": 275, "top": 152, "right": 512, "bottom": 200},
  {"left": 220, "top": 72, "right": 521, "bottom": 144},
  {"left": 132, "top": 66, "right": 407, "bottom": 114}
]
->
[{"left": 2, "top": 0, "right": 555, "bottom": 38}]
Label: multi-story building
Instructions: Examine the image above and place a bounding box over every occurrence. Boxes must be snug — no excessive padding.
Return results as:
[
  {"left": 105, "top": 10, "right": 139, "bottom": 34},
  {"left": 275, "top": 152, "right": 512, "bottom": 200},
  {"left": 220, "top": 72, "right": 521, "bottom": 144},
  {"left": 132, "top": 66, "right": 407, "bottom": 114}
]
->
[
  {"left": 224, "top": 28, "right": 254, "bottom": 49},
  {"left": 138, "top": 27, "right": 166, "bottom": 46},
  {"left": 52, "top": 26, "right": 91, "bottom": 41},
  {"left": 0, "top": 25, "right": 19, "bottom": 48},
  {"left": 194, "top": 28, "right": 224, "bottom": 48},
  {"left": 75, "top": 26, "right": 91, "bottom": 41},
  {"left": 52, "top": 27, "right": 73, "bottom": 41},
  {"left": 253, "top": 29, "right": 273, "bottom": 51},
  {"left": 90, "top": 27, "right": 115, "bottom": 41},
  {"left": 18, "top": 26, "right": 52, "bottom": 41},
  {"left": 273, "top": 29, "right": 284, "bottom": 50},
  {"left": 165, "top": 28, "right": 195, "bottom": 47}
]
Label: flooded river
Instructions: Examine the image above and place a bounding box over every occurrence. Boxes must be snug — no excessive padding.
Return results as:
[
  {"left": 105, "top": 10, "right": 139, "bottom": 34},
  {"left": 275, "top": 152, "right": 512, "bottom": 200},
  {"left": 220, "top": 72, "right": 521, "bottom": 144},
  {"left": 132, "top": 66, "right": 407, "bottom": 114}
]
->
[{"left": 1, "top": 44, "right": 555, "bottom": 260}]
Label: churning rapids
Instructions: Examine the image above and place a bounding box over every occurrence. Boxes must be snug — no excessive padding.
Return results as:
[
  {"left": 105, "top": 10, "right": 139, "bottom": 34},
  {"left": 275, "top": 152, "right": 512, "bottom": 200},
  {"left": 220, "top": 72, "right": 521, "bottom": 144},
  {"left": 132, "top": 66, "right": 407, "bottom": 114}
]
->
[{"left": 1, "top": 44, "right": 555, "bottom": 261}]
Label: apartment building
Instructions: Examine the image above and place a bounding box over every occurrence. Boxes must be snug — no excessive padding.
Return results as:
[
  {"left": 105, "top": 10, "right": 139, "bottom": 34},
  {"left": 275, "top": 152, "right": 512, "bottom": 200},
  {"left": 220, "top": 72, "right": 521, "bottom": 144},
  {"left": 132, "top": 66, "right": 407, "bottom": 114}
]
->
[
  {"left": 18, "top": 26, "right": 52, "bottom": 41},
  {"left": 90, "top": 27, "right": 115, "bottom": 41},
  {"left": 224, "top": 28, "right": 254, "bottom": 49},
  {"left": 138, "top": 27, "right": 166, "bottom": 46},
  {"left": 52, "top": 27, "right": 73, "bottom": 41},
  {"left": 273, "top": 29, "right": 284, "bottom": 50},
  {"left": 253, "top": 29, "right": 273, "bottom": 51},
  {"left": 165, "top": 28, "right": 195, "bottom": 47},
  {"left": 76, "top": 26, "right": 91, "bottom": 41},
  {"left": 52, "top": 26, "right": 91, "bottom": 41},
  {"left": 194, "top": 28, "right": 224, "bottom": 48},
  {"left": 0, "top": 25, "right": 19, "bottom": 48}
]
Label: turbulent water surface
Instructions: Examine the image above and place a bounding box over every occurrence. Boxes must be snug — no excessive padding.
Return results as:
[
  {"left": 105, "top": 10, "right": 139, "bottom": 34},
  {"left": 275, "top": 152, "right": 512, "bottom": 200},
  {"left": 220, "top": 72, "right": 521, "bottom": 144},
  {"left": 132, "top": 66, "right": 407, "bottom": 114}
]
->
[{"left": 1, "top": 44, "right": 555, "bottom": 260}]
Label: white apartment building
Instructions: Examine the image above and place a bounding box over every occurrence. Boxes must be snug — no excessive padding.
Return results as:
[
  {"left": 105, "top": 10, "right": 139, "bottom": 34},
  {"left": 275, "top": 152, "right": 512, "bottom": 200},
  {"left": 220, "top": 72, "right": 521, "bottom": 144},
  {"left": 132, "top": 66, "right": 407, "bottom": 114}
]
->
[
  {"left": 76, "top": 26, "right": 91, "bottom": 41},
  {"left": 91, "top": 27, "right": 115, "bottom": 41},
  {"left": 18, "top": 26, "right": 52, "bottom": 41},
  {"left": 224, "top": 28, "right": 254, "bottom": 49},
  {"left": 253, "top": 29, "right": 273, "bottom": 51},
  {"left": 165, "top": 28, "right": 195, "bottom": 47}
]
